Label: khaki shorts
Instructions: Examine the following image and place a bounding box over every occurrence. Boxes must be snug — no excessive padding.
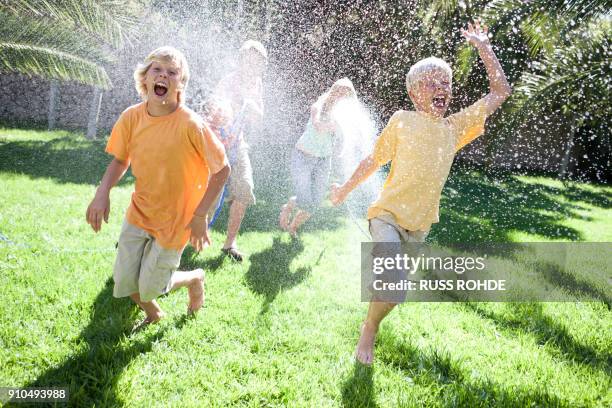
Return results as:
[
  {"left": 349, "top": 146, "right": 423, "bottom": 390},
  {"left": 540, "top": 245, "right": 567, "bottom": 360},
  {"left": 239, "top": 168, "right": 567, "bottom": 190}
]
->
[
  {"left": 367, "top": 214, "right": 429, "bottom": 303},
  {"left": 369, "top": 214, "right": 429, "bottom": 243},
  {"left": 208, "top": 146, "right": 255, "bottom": 222},
  {"left": 113, "top": 220, "right": 183, "bottom": 302},
  {"left": 227, "top": 145, "right": 255, "bottom": 206}
]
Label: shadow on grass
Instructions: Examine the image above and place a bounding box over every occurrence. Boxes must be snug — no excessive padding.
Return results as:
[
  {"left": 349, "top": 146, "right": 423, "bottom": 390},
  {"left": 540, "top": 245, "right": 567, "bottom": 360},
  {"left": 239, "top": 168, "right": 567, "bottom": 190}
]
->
[
  {"left": 180, "top": 246, "right": 228, "bottom": 273},
  {"left": 0, "top": 136, "right": 133, "bottom": 186},
  {"left": 341, "top": 361, "right": 377, "bottom": 408},
  {"left": 536, "top": 260, "right": 612, "bottom": 307},
  {"left": 465, "top": 302, "right": 611, "bottom": 376},
  {"left": 431, "top": 171, "right": 603, "bottom": 243},
  {"left": 418, "top": 243, "right": 611, "bottom": 306},
  {"left": 562, "top": 184, "right": 612, "bottom": 210},
  {"left": 244, "top": 236, "right": 311, "bottom": 314},
  {"left": 14, "top": 278, "right": 188, "bottom": 407},
  {"left": 376, "top": 331, "right": 568, "bottom": 407}
]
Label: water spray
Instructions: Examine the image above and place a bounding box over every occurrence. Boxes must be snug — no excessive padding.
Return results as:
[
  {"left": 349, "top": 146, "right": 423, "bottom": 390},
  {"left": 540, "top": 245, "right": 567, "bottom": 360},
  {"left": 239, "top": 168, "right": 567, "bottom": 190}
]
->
[
  {"left": 343, "top": 202, "right": 371, "bottom": 240},
  {"left": 328, "top": 97, "right": 382, "bottom": 241}
]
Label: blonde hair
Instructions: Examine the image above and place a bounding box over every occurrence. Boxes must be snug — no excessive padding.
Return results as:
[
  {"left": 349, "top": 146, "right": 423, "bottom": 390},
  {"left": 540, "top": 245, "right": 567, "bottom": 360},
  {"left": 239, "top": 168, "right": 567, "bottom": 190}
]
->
[
  {"left": 316, "top": 77, "right": 357, "bottom": 116},
  {"left": 406, "top": 57, "right": 452, "bottom": 91},
  {"left": 239, "top": 40, "right": 268, "bottom": 62},
  {"left": 329, "top": 77, "right": 356, "bottom": 97},
  {"left": 133, "top": 46, "right": 190, "bottom": 103}
]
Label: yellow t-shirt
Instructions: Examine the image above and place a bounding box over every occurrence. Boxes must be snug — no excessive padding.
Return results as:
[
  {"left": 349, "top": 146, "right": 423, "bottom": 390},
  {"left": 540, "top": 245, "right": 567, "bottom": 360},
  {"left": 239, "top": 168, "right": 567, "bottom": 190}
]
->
[
  {"left": 367, "top": 99, "right": 488, "bottom": 232},
  {"left": 106, "top": 102, "right": 228, "bottom": 250}
]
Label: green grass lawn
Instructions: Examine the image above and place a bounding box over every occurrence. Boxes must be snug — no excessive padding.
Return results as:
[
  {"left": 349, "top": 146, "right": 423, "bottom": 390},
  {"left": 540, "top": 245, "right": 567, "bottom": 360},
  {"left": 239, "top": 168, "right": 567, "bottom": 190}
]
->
[{"left": 0, "top": 127, "right": 610, "bottom": 407}]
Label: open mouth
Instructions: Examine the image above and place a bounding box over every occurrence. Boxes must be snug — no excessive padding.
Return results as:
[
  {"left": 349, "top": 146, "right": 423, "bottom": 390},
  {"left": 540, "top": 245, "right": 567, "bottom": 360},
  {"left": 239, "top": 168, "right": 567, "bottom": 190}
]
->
[
  {"left": 432, "top": 95, "right": 447, "bottom": 108},
  {"left": 154, "top": 82, "right": 168, "bottom": 97}
]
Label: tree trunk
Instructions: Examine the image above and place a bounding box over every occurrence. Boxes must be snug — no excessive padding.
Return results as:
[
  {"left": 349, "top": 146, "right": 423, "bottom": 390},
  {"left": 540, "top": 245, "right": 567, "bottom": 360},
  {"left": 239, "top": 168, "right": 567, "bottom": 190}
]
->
[
  {"left": 86, "top": 87, "right": 103, "bottom": 140},
  {"left": 559, "top": 129, "right": 575, "bottom": 180},
  {"left": 47, "top": 80, "right": 59, "bottom": 130}
]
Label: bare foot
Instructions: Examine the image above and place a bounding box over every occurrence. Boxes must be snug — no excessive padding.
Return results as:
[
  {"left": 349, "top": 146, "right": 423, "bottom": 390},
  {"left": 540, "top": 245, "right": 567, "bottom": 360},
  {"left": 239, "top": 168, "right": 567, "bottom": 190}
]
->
[
  {"left": 187, "top": 269, "right": 205, "bottom": 314},
  {"left": 279, "top": 198, "right": 296, "bottom": 231},
  {"left": 279, "top": 205, "right": 291, "bottom": 231},
  {"left": 355, "top": 321, "right": 378, "bottom": 365},
  {"left": 132, "top": 311, "right": 165, "bottom": 333},
  {"left": 287, "top": 208, "right": 310, "bottom": 237},
  {"left": 287, "top": 225, "right": 299, "bottom": 239}
]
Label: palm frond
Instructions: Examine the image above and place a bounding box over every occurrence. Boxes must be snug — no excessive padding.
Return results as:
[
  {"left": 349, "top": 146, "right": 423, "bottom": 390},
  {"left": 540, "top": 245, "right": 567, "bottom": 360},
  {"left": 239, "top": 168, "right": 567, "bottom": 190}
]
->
[
  {"left": 485, "top": 0, "right": 611, "bottom": 23},
  {"left": 455, "top": 0, "right": 610, "bottom": 81},
  {"left": 428, "top": 0, "right": 459, "bottom": 21},
  {"left": 0, "top": 42, "right": 111, "bottom": 89},
  {"left": 455, "top": 43, "right": 477, "bottom": 82},
  {"left": 0, "top": 9, "right": 113, "bottom": 65},
  {"left": 2, "top": 0, "right": 142, "bottom": 48},
  {"left": 520, "top": 12, "right": 562, "bottom": 57},
  {"left": 505, "top": 24, "right": 611, "bottom": 127},
  {"left": 559, "top": 0, "right": 612, "bottom": 21},
  {"left": 0, "top": 1, "right": 144, "bottom": 87}
]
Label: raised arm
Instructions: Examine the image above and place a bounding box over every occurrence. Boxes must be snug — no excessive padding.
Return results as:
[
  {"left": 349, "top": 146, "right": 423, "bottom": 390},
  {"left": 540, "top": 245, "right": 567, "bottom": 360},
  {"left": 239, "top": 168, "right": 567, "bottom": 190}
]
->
[
  {"left": 330, "top": 154, "right": 379, "bottom": 206},
  {"left": 86, "top": 158, "right": 130, "bottom": 232},
  {"left": 462, "top": 20, "right": 512, "bottom": 116}
]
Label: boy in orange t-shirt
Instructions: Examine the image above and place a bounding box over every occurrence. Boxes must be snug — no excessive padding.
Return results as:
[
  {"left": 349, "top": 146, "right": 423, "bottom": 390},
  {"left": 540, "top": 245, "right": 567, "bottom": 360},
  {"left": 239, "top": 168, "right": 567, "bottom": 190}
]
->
[{"left": 86, "top": 46, "right": 230, "bottom": 327}]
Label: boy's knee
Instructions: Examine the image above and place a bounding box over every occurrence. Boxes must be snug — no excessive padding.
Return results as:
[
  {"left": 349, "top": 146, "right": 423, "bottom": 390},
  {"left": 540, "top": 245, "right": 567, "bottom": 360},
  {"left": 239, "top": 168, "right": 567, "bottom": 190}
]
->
[
  {"left": 138, "top": 281, "right": 164, "bottom": 303},
  {"left": 230, "top": 196, "right": 253, "bottom": 209},
  {"left": 229, "top": 185, "right": 255, "bottom": 207},
  {"left": 113, "top": 269, "right": 139, "bottom": 299},
  {"left": 138, "top": 251, "right": 179, "bottom": 302}
]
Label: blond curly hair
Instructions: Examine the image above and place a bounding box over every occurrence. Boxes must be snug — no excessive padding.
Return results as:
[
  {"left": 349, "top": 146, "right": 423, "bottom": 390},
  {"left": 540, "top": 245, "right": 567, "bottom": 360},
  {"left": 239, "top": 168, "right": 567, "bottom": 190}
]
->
[
  {"left": 405, "top": 57, "right": 452, "bottom": 92},
  {"left": 133, "top": 46, "right": 190, "bottom": 103}
]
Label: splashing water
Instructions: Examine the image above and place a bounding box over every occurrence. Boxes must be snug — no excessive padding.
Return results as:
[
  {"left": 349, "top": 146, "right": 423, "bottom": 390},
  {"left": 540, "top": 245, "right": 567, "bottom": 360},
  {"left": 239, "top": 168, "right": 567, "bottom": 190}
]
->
[{"left": 330, "top": 97, "right": 384, "bottom": 216}]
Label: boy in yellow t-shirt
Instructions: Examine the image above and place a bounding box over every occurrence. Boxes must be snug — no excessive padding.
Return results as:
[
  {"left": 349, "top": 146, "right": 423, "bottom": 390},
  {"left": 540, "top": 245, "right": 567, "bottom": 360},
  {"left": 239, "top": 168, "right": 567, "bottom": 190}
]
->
[
  {"left": 86, "top": 47, "right": 230, "bottom": 327},
  {"left": 330, "top": 22, "right": 511, "bottom": 364}
]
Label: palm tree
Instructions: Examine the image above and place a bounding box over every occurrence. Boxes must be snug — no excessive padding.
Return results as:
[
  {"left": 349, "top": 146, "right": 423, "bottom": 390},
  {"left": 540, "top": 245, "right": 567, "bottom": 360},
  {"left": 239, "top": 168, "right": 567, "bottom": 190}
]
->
[
  {"left": 422, "top": 0, "right": 611, "bottom": 181},
  {"left": 0, "top": 0, "right": 142, "bottom": 89}
]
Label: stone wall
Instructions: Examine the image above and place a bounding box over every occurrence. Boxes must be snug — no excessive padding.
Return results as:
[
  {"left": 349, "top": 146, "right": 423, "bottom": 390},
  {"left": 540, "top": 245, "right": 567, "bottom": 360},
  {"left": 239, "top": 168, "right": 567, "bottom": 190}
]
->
[
  {"left": 0, "top": 73, "right": 52, "bottom": 126},
  {"left": 0, "top": 70, "right": 139, "bottom": 133}
]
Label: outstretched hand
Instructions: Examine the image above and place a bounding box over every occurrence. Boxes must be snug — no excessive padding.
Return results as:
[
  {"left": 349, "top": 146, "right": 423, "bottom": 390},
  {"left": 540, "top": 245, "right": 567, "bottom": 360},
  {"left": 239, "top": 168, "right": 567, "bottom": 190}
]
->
[
  {"left": 461, "top": 20, "right": 490, "bottom": 49},
  {"left": 188, "top": 215, "right": 211, "bottom": 252},
  {"left": 329, "top": 183, "right": 347, "bottom": 206},
  {"left": 86, "top": 193, "right": 110, "bottom": 232}
]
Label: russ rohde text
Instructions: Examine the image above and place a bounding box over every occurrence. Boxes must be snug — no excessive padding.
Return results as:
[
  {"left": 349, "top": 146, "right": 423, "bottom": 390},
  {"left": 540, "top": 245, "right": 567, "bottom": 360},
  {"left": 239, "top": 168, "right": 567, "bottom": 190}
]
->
[{"left": 373, "top": 279, "right": 506, "bottom": 291}]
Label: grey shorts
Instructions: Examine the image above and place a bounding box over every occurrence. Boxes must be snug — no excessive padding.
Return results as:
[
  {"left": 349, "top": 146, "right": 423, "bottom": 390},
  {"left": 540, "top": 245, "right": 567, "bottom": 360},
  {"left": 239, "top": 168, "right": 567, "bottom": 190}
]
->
[
  {"left": 113, "top": 220, "right": 183, "bottom": 302},
  {"left": 290, "top": 148, "right": 331, "bottom": 213},
  {"left": 367, "top": 215, "right": 429, "bottom": 303},
  {"left": 226, "top": 145, "right": 256, "bottom": 206},
  {"left": 369, "top": 214, "right": 429, "bottom": 243}
]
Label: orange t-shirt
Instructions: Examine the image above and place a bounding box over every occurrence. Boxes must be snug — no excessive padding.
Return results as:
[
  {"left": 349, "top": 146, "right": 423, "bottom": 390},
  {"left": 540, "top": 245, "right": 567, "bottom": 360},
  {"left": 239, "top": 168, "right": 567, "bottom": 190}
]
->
[{"left": 106, "top": 103, "right": 228, "bottom": 250}]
